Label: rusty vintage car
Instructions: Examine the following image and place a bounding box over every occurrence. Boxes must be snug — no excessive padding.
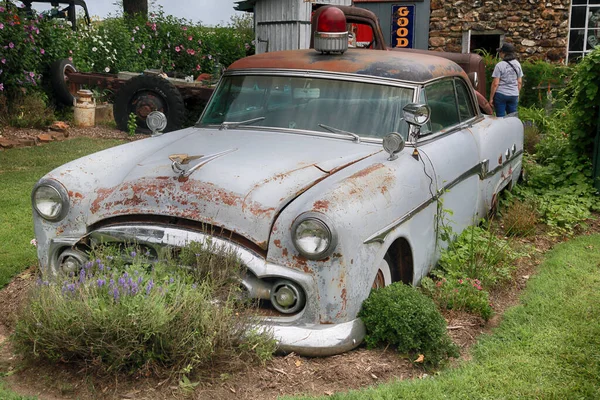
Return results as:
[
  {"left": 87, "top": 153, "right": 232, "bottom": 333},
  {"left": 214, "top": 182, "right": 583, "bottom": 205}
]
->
[{"left": 32, "top": 7, "right": 523, "bottom": 356}]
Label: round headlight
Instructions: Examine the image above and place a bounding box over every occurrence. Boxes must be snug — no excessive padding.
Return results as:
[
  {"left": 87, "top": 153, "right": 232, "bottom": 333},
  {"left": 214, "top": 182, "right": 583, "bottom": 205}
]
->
[
  {"left": 291, "top": 213, "right": 337, "bottom": 260},
  {"left": 32, "top": 180, "right": 69, "bottom": 221}
]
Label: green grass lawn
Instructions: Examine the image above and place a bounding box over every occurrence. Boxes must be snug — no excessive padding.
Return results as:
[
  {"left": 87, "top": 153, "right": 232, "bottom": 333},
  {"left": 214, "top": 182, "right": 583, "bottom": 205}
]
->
[
  {"left": 290, "top": 233, "right": 600, "bottom": 399},
  {"left": 0, "top": 138, "right": 125, "bottom": 289}
]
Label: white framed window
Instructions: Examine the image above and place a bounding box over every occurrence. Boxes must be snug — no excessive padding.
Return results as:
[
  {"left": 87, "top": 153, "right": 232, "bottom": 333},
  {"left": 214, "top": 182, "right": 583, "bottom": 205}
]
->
[
  {"left": 568, "top": 0, "right": 600, "bottom": 63},
  {"left": 462, "top": 30, "right": 504, "bottom": 55}
]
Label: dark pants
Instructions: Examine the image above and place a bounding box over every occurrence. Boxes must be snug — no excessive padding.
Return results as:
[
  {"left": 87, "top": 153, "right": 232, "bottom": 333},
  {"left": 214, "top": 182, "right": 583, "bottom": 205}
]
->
[{"left": 494, "top": 92, "right": 518, "bottom": 117}]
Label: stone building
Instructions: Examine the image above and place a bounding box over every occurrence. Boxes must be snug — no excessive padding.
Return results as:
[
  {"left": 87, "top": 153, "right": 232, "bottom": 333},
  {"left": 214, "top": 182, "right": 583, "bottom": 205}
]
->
[
  {"left": 428, "top": 0, "right": 571, "bottom": 62},
  {"left": 357, "top": 0, "right": 599, "bottom": 63}
]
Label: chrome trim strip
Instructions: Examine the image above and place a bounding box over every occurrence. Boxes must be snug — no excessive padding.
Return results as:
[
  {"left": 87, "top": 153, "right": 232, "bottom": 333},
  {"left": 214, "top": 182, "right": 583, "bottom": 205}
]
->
[
  {"left": 225, "top": 68, "right": 422, "bottom": 88},
  {"left": 364, "top": 149, "right": 523, "bottom": 244}
]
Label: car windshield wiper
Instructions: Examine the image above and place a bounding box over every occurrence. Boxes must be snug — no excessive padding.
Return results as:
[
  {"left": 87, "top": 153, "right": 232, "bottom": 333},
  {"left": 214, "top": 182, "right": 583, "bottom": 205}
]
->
[
  {"left": 318, "top": 124, "right": 361, "bottom": 143},
  {"left": 219, "top": 117, "right": 265, "bottom": 130}
]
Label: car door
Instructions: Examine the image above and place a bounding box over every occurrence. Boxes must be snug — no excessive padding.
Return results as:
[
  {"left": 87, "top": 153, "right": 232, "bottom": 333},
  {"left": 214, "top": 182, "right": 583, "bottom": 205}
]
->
[{"left": 416, "top": 77, "right": 481, "bottom": 249}]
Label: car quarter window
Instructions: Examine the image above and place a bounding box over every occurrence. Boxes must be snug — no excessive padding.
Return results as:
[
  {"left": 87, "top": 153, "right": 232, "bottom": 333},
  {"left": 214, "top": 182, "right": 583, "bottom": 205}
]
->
[
  {"left": 423, "top": 79, "right": 460, "bottom": 133},
  {"left": 455, "top": 78, "right": 476, "bottom": 122}
]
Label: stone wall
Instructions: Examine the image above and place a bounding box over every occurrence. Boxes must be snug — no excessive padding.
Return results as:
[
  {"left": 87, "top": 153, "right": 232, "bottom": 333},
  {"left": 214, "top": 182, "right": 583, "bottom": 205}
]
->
[{"left": 429, "top": 0, "right": 571, "bottom": 62}]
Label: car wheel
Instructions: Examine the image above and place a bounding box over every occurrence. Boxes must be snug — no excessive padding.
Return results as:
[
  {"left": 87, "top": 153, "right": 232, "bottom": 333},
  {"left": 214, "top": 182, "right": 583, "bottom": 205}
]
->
[
  {"left": 372, "top": 255, "right": 393, "bottom": 289},
  {"left": 114, "top": 74, "right": 185, "bottom": 134},
  {"left": 50, "top": 58, "right": 80, "bottom": 106}
]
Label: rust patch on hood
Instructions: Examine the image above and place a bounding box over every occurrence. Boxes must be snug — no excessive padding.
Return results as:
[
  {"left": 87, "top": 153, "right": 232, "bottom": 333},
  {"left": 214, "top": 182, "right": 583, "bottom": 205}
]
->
[
  {"left": 312, "top": 200, "right": 330, "bottom": 212},
  {"left": 347, "top": 163, "right": 386, "bottom": 179}
]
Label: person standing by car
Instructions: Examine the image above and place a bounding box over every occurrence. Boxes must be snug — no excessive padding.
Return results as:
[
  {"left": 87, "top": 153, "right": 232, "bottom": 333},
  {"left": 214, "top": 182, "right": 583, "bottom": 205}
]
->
[{"left": 489, "top": 42, "right": 523, "bottom": 117}]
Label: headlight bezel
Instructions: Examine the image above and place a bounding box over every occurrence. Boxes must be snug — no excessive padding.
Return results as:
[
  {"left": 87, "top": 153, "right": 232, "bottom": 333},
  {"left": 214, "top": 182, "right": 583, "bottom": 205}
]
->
[
  {"left": 291, "top": 212, "right": 338, "bottom": 261},
  {"left": 32, "top": 179, "right": 70, "bottom": 222}
]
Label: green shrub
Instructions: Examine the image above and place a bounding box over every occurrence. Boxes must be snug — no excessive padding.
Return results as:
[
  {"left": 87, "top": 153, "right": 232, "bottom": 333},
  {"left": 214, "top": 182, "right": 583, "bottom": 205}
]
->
[
  {"left": 1, "top": 92, "right": 55, "bottom": 128},
  {"left": 12, "top": 242, "right": 274, "bottom": 375},
  {"left": 562, "top": 46, "right": 600, "bottom": 159},
  {"left": 502, "top": 199, "right": 539, "bottom": 237},
  {"left": 523, "top": 123, "right": 542, "bottom": 155},
  {"left": 518, "top": 60, "right": 571, "bottom": 109},
  {"left": 358, "top": 282, "right": 459, "bottom": 366},
  {"left": 439, "top": 226, "right": 518, "bottom": 288},
  {"left": 421, "top": 276, "right": 492, "bottom": 320}
]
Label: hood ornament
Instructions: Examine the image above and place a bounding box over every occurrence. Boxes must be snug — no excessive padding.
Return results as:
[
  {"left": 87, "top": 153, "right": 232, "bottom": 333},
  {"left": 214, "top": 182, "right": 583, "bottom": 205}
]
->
[{"left": 169, "top": 149, "right": 238, "bottom": 178}]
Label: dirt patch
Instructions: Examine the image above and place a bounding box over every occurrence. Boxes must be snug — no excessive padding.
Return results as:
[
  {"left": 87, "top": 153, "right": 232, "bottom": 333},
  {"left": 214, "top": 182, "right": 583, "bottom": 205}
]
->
[{"left": 0, "top": 124, "right": 145, "bottom": 149}]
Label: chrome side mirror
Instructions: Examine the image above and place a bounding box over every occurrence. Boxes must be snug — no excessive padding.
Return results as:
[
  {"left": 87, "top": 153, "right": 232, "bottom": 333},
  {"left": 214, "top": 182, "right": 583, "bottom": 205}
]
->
[
  {"left": 402, "top": 103, "right": 431, "bottom": 140},
  {"left": 403, "top": 103, "right": 431, "bottom": 126},
  {"left": 147, "top": 111, "right": 168, "bottom": 136},
  {"left": 383, "top": 132, "right": 405, "bottom": 161}
]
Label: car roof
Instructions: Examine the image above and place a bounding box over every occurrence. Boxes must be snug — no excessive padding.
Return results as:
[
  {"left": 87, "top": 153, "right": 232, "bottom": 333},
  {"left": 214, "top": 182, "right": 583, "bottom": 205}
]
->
[{"left": 227, "top": 49, "right": 468, "bottom": 84}]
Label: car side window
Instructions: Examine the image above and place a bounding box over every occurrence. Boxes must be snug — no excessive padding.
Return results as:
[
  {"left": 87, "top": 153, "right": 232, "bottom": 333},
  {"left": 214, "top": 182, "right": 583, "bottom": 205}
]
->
[
  {"left": 455, "top": 78, "right": 476, "bottom": 122},
  {"left": 424, "top": 80, "right": 460, "bottom": 132}
]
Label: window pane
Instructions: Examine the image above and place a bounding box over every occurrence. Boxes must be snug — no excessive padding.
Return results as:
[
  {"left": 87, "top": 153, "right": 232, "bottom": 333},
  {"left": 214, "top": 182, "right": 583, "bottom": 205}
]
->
[
  {"left": 572, "top": 0, "right": 587, "bottom": 5},
  {"left": 588, "top": 29, "right": 600, "bottom": 49},
  {"left": 570, "top": 6, "right": 587, "bottom": 28},
  {"left": 455, "top": 79, "right": 476, "bottom": 122},
  {"left": 569, "top": 29, "right": 586, "bottom": 52},
  {"left": 425, "top": 80, "right": 460, "bottom": 131}
]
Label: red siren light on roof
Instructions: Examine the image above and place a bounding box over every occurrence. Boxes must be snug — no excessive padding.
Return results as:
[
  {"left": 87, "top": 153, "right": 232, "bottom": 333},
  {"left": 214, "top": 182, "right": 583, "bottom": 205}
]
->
[{"left": 314, "top": 6, "right": 348, "bottom": 54}]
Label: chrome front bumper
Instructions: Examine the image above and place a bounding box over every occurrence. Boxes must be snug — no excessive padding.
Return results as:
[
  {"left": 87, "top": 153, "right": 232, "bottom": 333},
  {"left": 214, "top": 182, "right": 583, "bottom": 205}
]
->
[{"left": 45, "top": 224, "right": 365, "bottom": 356}]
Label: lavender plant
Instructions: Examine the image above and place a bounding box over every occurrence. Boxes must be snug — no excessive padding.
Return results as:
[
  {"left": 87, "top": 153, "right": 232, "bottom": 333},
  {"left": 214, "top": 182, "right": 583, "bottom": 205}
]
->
[{"left": 13, "top": 242, "right": 275, "bottom": 374}]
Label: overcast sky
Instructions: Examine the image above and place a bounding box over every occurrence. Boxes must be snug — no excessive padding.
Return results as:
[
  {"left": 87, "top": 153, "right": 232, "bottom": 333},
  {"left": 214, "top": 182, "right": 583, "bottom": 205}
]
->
[{"left": 29, "top": 0, "right": 246, "bottom": 26}]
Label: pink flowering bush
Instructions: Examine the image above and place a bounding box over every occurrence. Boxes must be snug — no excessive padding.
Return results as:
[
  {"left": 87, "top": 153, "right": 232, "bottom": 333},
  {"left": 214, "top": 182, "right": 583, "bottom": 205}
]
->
[
  {"left": 96, "top": 8, "right": 251, "bottom": 78},
  {"left": 0, "top": 3, "right": 45, "bottom": 95},
  {"left": 0, "top": 3, "right": 252, "bottom": 111}
]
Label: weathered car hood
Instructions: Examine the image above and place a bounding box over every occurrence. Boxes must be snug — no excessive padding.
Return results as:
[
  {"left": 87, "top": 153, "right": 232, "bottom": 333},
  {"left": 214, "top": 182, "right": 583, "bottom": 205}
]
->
[{"left": 85, "top": 128, "right": 380, "bottom": 249}]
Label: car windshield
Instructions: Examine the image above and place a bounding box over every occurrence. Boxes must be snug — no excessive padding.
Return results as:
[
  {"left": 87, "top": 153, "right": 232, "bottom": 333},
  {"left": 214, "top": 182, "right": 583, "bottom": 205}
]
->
[{"left": 199, "top": 75, "right": 415, "bottom": 140}]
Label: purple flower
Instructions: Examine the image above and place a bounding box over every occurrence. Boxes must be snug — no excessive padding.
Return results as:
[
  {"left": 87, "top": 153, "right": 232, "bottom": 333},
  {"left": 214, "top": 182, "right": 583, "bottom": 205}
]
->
[
  {"left": 130, "top": 251, "right": 137, "bottom": 257},
  {"left": 112, "top": 287, "right": 120, "bottom": 301},
  {"left": 0, "top": 23, "right": 4, "bottom": 30},
  {"left": 40, "top": 48, "right": 44, "bottom": 54},
  {"left": 9, "top": 42, "right": 14, "bottom": 49},
  {"left": 169, "top": 277, "right": 174, "bottom": 284},
  {"left": 79, "top": 268, "right": 86, "bottom": 283},
  {"left": 146, "top": 279, "right": 154, "bottom": 295},
  {"left": 97, "top": 279, "right": 105, "bottom": 287}
]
